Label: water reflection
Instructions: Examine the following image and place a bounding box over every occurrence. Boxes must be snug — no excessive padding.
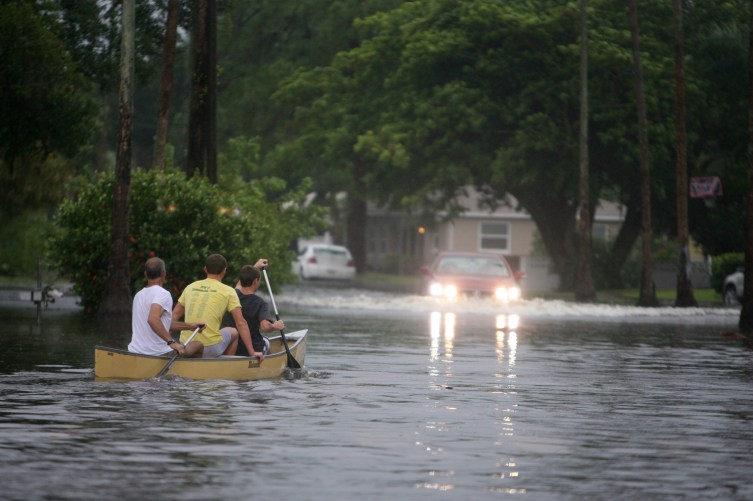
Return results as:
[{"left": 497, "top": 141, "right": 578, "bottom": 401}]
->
[
  {"left": 424, "top": 312, "right": 524, "bottom": 494},
  {"left": 429, "top": 311, "right": 456, "bottom": 363},
  {"left": 495, "top": 314, "right": 519, "bottom": 368},
  {"left": 493, "top": 314, "right": 521, "bottom": 491}
]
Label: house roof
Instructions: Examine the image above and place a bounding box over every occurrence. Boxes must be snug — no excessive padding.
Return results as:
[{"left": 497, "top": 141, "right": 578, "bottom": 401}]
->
[{"left": 368, "top": 186, "right": 625, "bottom": 223}]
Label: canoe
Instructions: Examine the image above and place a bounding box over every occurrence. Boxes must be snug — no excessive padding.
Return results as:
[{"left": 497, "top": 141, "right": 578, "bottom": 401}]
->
[{"left": 94, "top": 329, "right": 307, "bottom": 381}]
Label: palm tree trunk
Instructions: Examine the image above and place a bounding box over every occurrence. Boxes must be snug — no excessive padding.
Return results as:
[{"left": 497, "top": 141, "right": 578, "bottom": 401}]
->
[
  {"left": 206, "top": 0, "right": 217, "bottom": 183},
  {"left": 187, "top": 0, "right": 208, "bottom": 177},
  {"left": 153, "top": 0, "right": 180, "bottom": 169},
  {"left": 99, "top": 0, "right": 134, "bottom": 316},
  {"left": 629, "top": 0, "right": 659, "bottom": 307},
  {"left": 575, "top": 0, "right": 596, "bottom": 302},
  {"left": 673, "top": 0, "right": 698, "bottom": 307},
  {"left": 739, "top": 0, "right": 753, "bottom": 336}
]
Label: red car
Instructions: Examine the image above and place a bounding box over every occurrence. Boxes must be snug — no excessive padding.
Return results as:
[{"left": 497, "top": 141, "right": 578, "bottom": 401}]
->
[{"left": 420, "top": 251, "right": 525, "bottom": 301}]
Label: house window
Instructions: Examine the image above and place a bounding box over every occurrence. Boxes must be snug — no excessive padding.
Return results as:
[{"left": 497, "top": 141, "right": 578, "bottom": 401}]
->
[
  {"left": 480, "top": 222, "right": 509, "bottom": 252},
  {"left": 592, "top": 223, "right": 610, "bottom": 241}
]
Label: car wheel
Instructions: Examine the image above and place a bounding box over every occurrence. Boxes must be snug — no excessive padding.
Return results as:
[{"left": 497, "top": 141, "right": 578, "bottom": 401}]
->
[{"left": 724, "top": 286, "right": 740, "bottom": 306}]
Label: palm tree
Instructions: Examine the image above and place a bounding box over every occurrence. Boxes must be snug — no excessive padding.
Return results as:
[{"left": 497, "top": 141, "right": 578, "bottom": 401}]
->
[
  {"left": 575, "top": 0, "right": 596, "bottom": 302},
  {"left": 673, "top": 0, "right": 698, "bottom": 307},
  {"left": 628, "top": 0, "right": 659, "bottom": 307},
  {"left": 99, "top": 0, "right": 134, "bottom": 315},
  {"left": 739, "top": 0, "right": 753, "bottom": 337},
  {"left": 153, "top": 0, "right": 180, "bottom": 169}
]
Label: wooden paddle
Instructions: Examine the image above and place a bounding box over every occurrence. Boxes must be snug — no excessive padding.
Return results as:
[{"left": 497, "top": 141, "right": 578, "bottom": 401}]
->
[
  {"left": 261, "top": 268, "right": 302, "bottom": 369},
  {"left": 155, "top": 326, "right": 201, "bottom": 378}
]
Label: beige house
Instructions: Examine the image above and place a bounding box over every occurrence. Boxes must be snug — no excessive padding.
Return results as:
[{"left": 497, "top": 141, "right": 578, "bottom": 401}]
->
[{"left": 366, "top": 186, "right": 625, "bottom": 292}]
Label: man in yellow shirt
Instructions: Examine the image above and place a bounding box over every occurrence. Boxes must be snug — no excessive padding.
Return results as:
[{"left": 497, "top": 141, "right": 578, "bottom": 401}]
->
[{"left": 172, "top": 254, "right": 266, "bottom": 360}]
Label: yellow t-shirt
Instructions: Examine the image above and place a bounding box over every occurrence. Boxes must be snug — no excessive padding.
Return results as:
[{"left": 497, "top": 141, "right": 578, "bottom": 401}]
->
[{"left": 178, "top": 278, "right": 241, "bottom": 347}]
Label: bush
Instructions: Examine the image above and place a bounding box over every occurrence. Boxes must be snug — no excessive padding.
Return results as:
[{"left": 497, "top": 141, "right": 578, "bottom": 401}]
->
[
  {"left": 48, "top": 168, "right": 324, "bottom": 314},
  {"left": 709, "top": 252, "right": 744, "bottom": 295}
]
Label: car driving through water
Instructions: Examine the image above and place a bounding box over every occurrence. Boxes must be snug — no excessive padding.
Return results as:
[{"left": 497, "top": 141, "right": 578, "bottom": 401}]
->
[{"left": 420, "top": 251, "right": 524, "bottom": 302}]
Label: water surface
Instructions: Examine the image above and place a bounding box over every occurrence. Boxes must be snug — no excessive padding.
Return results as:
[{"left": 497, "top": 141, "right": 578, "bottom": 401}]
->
[{"left": 0, "top": 287, "right": 749, "bottom": 500}]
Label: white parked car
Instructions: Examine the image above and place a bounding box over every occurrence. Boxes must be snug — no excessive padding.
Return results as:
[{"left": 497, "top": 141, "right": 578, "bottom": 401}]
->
[
  {"left": 293, "top": 244, "right": 356, "bottom": 281},
  {"left": 723, "top": 267, "right": 744, "bottom": 305}
]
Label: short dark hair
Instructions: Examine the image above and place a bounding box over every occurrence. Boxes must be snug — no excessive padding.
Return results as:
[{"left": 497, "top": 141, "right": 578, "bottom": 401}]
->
[
  {"left": 239, "top": 265, "right": 260, "bottom": 287},
  {"left": 205, "top": 254, "right": 227, "bottom": 274},
  {"left": 144, "top": 257, "right": 165, "bottom": 279}
]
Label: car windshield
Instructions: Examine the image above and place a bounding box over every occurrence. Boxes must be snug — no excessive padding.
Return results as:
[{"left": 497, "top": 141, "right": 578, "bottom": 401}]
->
[{"left": 436, "top": 255, "right": 510, "bottom": 277}]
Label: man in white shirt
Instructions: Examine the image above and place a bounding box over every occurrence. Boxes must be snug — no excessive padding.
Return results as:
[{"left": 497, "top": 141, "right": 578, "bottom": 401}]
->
[{"left": 128, "top": 257, "right": 204, "bottom": 357}]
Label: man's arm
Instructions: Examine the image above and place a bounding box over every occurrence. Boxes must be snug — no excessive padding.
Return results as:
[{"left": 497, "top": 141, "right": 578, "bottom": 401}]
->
[
  {"left": 230, "top": 307, "right": 264, "bottom": 360},
  {"left": 260, "top": 318, "right": 285, "bottom": 333},
  {"left": 148, "top": 303, "right": 184, "bottom": 355},
  {"left": 172, "top": 302, "right": 185, "bottom": 322}
]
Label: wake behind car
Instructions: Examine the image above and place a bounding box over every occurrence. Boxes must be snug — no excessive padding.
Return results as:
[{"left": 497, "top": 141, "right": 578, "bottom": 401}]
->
[
  {"left": 293, "top": 243, "right": 356, "bottom": 281},
  {"left": 420, "top": 251, "right": 524, "bottom": 302}
]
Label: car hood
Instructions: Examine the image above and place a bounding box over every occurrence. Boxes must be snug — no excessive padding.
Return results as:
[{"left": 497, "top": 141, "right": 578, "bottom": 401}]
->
[{"left": 431, "top": 272, "right": 518, "bottom": 291}]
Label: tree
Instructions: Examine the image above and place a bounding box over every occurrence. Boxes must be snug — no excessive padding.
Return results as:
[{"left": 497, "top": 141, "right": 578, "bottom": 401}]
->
[
  {"left": 673, "top": 0, "right": 698, "bottom": 307},
  {"left": 575, "top": 0, "right": 596, "bottom": 302},
  {"left": 628, "top": 0, "right": 659, "bottom": 306},
  {"left": 0, "top": 2, "right": 96, "bottom": 216},
  {"left": 99, "top": 0, "right": 135, "bottom": 316},
  {"left": 186, "top": 0, "right": 217, "bottom": 182},
  {"left": 740, "top": 0, "right": 753, "bottom": 336},
  {"left": 153, "top": 0, "right": 180, "bottom": 169}
]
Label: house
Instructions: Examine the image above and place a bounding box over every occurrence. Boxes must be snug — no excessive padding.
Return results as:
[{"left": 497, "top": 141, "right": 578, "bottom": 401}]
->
[{"left": 365, "top": 186, "right": 625, "bottom": 292}]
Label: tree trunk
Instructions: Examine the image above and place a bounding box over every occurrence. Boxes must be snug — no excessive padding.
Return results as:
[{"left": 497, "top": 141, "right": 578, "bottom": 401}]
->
[
  {"left": 187, "top": 0, "right": 208, "bottom": 177},
  {"left": 153, "top": 0, "right": 180, "bottom": 170},
  {"left": 629, "top": 0, "right": 659, "bottom": 307},
  {"left": 575, "top": 0, "right": 596, "bottom": 302},
  {"left": 516, "top": 189, "right": 578, "bottom": 290},
  {"left": 346, "top": 161, "right": 368, "bottom": 274},
  {"left": 603, "top": 203, "right": 641, "bottom": 288},
  {"left": 673, "top": 0, "right": 698, "bottom": 307},
  {"left": 739, "top": 0, "right": 753, "bottom": 337},
  {"left": 99, "top": 0, "right": 134, "bottom": 316},
  {"left": 206, "top": 0, "right": 217, "bottom": 183}
]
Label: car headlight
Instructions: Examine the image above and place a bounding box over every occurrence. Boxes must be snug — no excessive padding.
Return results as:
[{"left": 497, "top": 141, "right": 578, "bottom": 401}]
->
[
  {"left": 428, "top": 282, "right": 444, "bottom": 297},
  {"left": 429, "top": 282, "right": 458, "bottom": 299},
  {"left": 495, "top": 286, "right": 522, "bottom": 301}
]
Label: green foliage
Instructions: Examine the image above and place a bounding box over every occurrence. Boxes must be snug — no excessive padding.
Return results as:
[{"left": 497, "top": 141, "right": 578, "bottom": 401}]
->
[
  {"left": 0, "top": 2, "right": 97, "bottom": 216},
  {"left": 709, "top": 252, "right": 744, "bottom": 295},
  {"left": 48, "top": 168, "right": 325, "bottom": 314},
  {"left": 0, "top": 212, "right": 55, "bottom": 277}
]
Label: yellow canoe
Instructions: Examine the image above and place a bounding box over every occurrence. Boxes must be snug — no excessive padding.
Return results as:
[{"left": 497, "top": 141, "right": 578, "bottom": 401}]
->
[{"left": 94, "top": 329, "right": 307, "bottom": 381}]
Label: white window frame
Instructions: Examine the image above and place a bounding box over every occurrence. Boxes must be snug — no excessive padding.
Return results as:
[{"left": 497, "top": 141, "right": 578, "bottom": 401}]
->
[{"left": 478, "top": 221, "right": 510, "bottom": 253}]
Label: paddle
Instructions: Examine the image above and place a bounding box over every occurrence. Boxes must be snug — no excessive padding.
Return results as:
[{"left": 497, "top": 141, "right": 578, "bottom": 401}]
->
[
  {"left": 155, "top": 326, "right": 201, "bottom": 378},
  {"left": 261, "top": 268, "right": 302, "bottom": 369}
]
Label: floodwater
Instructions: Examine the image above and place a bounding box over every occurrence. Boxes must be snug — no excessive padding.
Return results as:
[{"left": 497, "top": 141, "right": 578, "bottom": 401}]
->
[{"left": 0, "top": 285, "right": 751, "bottom": 500}]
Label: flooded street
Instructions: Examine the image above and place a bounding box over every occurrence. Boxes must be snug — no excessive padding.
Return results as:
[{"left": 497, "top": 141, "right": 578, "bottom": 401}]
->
[{"left": 0, "top": 285, "right": 750, "bottom": 500}]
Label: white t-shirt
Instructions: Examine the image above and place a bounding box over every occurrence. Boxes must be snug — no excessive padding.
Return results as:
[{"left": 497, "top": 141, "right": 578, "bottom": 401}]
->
[{"left": 128, "top": 285, "right": 174, "bottom": 355}]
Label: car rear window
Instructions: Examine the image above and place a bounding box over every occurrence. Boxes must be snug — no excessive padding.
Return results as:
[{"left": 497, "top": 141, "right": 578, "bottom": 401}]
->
[{"left": 314, "top": 247, "right": 349, "bottom": 262}]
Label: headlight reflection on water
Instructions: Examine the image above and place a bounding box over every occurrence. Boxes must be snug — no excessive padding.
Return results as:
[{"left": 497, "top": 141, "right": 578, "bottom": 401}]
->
[{"left": 429, "top": 312, "right": 456, "bottom": 362}]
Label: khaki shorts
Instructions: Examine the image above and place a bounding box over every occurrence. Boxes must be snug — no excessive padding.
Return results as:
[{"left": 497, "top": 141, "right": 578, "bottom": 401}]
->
[{"left": 201, "top": 327, "right": 234, "bottom": 358}]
